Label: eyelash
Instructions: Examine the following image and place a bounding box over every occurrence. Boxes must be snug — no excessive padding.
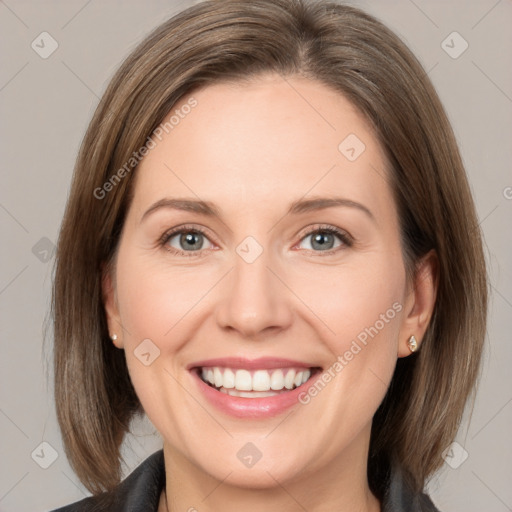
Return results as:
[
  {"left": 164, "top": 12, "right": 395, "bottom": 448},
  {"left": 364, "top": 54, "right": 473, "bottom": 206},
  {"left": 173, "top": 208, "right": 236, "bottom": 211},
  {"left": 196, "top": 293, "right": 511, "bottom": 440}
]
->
[
  {"left": 296, "top": 224, "right": 353, "bottom": 256},
  {"left": 159, "top": 223, "right": 353, "bottom": 258},
  {"left": 159, "top": 224, "right": 213, "bottom": 258}
]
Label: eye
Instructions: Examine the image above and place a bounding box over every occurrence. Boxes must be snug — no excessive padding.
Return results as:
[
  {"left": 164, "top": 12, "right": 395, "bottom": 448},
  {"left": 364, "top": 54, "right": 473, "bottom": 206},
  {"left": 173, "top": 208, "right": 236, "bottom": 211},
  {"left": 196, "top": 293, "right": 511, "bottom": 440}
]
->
[
  {"left": 160, "top": 224, "right": 352, "bottom": 257},
  {"left": 161, "top": 225, "right": 215, "bottom": 256},
  {"left": 297, "top": 225, "right": 352, "bottom": 254}
]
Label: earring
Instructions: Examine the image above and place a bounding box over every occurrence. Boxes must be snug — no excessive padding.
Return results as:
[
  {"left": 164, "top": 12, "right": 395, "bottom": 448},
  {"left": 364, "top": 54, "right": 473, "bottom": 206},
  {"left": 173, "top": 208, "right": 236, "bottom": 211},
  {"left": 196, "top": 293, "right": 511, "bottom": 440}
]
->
[
  {"left": 407, "top": 335, "right": 418, "bottom": 353},
  {"left": 111, "top": 333, "right": 118, "bottom": 341}
]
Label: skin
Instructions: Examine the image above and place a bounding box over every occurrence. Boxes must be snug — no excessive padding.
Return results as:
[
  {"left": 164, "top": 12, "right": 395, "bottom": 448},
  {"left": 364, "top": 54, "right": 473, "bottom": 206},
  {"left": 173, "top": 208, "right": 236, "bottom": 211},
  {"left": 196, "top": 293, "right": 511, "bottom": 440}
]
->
[{"left": 103, "top": 73, "right": 437, "bottom": 512}]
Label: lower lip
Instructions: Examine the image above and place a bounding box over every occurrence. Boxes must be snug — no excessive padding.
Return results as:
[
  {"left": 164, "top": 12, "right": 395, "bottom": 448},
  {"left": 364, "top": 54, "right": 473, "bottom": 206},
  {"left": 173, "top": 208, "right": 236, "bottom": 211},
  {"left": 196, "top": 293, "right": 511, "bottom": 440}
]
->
[{"left": 192, "top": 369, "right": 319, "bottom": 419}]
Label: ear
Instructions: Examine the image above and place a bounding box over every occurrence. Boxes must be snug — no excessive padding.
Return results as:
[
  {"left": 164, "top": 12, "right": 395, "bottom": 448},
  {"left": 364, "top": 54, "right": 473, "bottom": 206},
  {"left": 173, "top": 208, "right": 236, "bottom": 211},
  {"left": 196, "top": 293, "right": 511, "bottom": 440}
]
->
[
  {"left": 101, "top": 263, "right": 124, "bottom": 349},
  {"left": 398, "top": 250, "right": 438, "bottom": 358}
]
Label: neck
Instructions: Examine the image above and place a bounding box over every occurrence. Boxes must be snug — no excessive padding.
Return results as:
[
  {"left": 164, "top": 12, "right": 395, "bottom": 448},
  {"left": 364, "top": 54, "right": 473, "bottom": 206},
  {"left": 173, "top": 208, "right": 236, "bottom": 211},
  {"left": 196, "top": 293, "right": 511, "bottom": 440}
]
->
[{"left": 161, "top": 424, "right": 381, "bottom": 512}]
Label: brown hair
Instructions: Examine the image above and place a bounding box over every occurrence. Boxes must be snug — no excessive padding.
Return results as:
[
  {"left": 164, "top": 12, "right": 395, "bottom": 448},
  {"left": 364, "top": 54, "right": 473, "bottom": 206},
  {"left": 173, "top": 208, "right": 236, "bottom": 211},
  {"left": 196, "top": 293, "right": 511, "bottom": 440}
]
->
[{"left": 52, "top": 0, "right": 487, "bottom": 498}]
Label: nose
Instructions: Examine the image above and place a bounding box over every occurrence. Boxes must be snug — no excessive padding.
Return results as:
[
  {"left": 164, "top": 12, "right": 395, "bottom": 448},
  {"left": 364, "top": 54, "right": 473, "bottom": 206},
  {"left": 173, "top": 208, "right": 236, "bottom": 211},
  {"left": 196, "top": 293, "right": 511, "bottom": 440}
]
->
[{"left": 214, "top": 249, "right": 293, "bottom": 339}]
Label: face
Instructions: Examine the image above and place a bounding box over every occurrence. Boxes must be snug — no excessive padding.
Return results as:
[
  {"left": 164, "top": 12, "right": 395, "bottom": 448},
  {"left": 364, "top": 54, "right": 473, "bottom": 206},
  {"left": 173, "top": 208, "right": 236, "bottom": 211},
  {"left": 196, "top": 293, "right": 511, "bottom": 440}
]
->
[{"left": 104, "top": 74, "right": 429, "bottom": 489}]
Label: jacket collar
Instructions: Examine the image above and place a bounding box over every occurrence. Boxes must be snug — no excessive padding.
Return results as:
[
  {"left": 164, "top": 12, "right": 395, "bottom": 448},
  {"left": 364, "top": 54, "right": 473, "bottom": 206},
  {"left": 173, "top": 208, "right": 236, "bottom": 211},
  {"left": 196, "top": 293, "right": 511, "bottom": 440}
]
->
[
  {"left": 54, "top": 450, "right": 440, "bottom": 511},
  {"left": 382, "top": 461, "right": 441, "bottom": 512}
]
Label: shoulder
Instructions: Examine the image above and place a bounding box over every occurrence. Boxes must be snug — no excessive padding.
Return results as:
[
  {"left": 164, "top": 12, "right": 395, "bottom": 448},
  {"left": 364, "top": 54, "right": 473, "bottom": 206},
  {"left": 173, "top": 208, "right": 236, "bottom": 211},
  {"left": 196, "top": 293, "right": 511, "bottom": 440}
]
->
[
  {"left": 382, "top": 462, "right": 442, "bottom": 512},
  {"left": 51, "top": 450, "right": 165, "bottom": 512}
]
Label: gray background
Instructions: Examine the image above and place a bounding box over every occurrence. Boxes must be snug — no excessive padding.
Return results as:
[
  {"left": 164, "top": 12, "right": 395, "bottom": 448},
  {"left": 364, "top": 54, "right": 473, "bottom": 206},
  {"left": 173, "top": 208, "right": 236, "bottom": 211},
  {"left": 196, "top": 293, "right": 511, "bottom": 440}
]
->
[{"left": 0, "top": 0, "right": 511, "bottom": 511}]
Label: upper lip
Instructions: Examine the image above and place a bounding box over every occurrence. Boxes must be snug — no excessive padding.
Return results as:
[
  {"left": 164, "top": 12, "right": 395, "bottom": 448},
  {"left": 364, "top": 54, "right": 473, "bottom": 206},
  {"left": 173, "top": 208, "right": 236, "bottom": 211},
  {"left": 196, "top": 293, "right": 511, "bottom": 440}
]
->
[{"left": 188, "top": 357, "right": 319, "bottom": 371}]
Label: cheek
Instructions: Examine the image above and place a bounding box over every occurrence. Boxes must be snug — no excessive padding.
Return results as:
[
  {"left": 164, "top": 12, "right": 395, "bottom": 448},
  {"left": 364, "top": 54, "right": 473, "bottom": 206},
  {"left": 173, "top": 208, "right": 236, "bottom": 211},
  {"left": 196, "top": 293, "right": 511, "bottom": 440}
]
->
[
  {"left": 114, "top": 251, "right": 215, "bottom": 343},
  {"left": 292, "top": 255, "right": 405, "bottom": 413},
  {"left": 291, "top": 261, "right": 404, "bottom": 445},
  {"left": 290, "top": 255, "right": 405, "bottom": 349}
]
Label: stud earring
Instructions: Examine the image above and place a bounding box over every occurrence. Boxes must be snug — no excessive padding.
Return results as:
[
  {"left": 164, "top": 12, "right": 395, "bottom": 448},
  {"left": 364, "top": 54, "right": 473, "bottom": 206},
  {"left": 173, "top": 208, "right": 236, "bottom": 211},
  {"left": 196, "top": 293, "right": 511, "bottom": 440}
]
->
[
  {"left": 111, "top": 334, "right": 118, "bottom": 341},
  {"left": 407, "top": 335, "right": 418, "bottom": 353}
]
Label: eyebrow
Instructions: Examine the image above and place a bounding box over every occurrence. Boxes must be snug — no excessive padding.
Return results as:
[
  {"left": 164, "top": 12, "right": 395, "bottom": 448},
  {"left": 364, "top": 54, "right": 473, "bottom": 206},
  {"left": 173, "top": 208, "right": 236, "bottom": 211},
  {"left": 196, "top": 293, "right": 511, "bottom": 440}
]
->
[
  {"left": 288, "top": 197, "right": 374, "bottom": 221},
  {"left": 141, "top": 196, "right": 375, "bottom": 223}
]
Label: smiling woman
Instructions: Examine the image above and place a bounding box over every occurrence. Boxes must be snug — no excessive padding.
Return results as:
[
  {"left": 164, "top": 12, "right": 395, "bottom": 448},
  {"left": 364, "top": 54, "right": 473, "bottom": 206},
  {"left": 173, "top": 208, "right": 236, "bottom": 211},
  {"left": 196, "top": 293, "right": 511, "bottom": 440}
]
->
[{"left": 51, "top": 1, "right": 487, "bottom": 511}]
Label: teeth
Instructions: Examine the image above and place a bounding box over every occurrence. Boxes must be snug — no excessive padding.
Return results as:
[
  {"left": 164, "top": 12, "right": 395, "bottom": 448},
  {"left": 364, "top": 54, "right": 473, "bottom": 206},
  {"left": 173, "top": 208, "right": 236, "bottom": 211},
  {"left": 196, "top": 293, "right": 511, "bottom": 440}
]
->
[
  {"left": 270, "top": 369, "right": 284, "bottom": 390},
  {"left": 223, "top": 368, "right": 235, "bottom": 389},
  {"left": 200, "top": 366, "right": 313, "bottom": 392},
  {"left": 214, "top": 367, "right": 223, "bottom": 388},
  {"left": 223, "top": 388, "right": 279, "bottom": 398},
  {"left": 284, "top": 370, "right": 295, "bottom": 389},
  {"left": 235, "top": 370, "right": 252, "bottom": 391},
  {"left": 252, "top": 370, "right": 271, "bottom": 391}
]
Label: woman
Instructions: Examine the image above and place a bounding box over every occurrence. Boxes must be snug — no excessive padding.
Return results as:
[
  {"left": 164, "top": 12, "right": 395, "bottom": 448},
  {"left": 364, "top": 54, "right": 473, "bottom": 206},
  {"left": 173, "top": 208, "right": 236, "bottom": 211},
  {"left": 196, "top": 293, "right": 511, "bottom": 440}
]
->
[{"left": 51, "top": 0, "right": 487, "bottom": 510}]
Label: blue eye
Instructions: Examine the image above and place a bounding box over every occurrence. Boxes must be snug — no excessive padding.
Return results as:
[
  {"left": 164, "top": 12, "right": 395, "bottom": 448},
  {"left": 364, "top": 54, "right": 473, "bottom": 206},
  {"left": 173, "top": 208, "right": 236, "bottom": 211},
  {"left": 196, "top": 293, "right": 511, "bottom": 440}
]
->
[
  {"left": 298, "top": 227, "right": 352, "bottom": 254},
  {"left": 160, "top": 224, "right": 351, "bottom": 257},
  {"left": 162, "top": 226, "right": 214, "bottom": 256}
]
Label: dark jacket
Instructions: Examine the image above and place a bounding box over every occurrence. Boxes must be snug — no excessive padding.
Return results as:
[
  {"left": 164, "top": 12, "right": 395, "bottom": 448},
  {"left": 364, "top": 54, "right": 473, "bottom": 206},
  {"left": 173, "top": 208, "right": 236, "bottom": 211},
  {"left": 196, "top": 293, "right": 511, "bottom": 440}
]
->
[{"left": 52, "top": 450, "right": 441, "bottom": 511}]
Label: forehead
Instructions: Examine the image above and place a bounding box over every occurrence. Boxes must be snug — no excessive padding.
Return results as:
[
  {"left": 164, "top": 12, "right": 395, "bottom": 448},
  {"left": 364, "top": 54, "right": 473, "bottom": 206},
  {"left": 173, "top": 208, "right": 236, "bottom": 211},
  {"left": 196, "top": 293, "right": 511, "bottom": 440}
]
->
[{"left": 131, "top": 74, "right": 394, "bottom": 222}]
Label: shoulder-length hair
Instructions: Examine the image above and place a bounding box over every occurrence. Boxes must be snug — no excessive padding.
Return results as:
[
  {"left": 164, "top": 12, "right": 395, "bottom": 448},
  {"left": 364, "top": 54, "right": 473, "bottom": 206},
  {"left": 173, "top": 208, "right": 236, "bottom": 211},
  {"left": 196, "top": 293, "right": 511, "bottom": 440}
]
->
[{"left": 52, "top": 0, "right": 487, "bottom": 498}]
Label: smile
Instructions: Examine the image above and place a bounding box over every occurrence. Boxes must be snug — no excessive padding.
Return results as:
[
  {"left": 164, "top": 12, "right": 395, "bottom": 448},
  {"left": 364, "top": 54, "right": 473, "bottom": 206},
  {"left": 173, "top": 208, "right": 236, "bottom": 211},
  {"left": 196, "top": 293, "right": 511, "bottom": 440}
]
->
[
  {"left": 199, "top": 366, "right": 314, "bottom": 397},
  {"left": 189, "top": 357, "right": 322, "bottom": 418}
]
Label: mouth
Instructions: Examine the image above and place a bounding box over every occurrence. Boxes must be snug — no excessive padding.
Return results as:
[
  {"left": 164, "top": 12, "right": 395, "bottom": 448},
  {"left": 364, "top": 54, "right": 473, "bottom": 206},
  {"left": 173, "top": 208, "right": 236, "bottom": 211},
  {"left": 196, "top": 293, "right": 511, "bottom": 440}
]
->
[
  {"left": 188, "top": 357, "right": 322, "bottom": 417},
  {"left": 196, "top": 366, "right": 319, "bottom": 398}
]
